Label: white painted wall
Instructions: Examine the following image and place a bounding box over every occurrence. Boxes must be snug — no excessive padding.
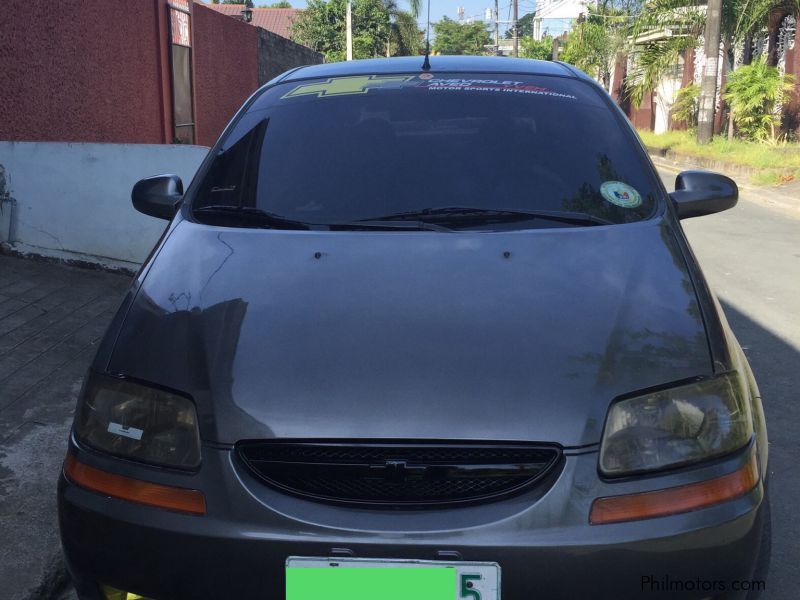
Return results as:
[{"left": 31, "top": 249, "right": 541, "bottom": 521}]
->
[
  {"left": 654, "top": 75, "right": 682, "bottom": 134},
  {"left": 0, "top": 142, "right": 208, "bottom": 269}
]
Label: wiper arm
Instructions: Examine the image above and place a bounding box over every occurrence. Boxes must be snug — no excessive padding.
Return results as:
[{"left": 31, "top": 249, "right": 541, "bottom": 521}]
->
[
  {"left": 193, "top": 206, "right": 451, "bottom": 232},
  {"left": 193, "top": 205, "right": 311, "bottom": 230},
  {"left": 358, "top": 206, "right": 612, "bottom": 227},
  {"left": 333, "top": 219, "right": 452, "bottom": 232}
]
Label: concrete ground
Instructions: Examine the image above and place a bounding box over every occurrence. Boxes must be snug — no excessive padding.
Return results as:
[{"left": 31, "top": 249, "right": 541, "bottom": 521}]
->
[
  {"left": 0, "top": 174, "right": 797, "bottom": 599},
  {"left": 0, "top": 257, "right": 129, "bottom": 600}
]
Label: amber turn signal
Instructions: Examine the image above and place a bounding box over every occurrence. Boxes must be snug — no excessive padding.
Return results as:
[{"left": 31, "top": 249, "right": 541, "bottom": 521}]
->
[
  {"left": 590, "top": 455, "right": 758, "bottom": 525},
  {"left": 64, "top": 454, "right": 206, "bottom": 516}
]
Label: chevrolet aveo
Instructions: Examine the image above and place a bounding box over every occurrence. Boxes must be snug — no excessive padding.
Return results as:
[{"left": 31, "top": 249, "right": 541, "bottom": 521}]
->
[{"left": 58, "top": 57, "right": 770, "bottom": 600}]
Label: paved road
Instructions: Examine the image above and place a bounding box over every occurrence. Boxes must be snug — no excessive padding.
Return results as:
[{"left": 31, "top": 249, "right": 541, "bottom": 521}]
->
[{"left": 658, "top": 167, "right": 800, "bottom": 599}]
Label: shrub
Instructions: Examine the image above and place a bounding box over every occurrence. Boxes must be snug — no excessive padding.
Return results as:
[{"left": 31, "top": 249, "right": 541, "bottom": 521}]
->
[
  {"left": 520, "top": 36, "right": 553, "bottom": 61},
  {"left": 724, "top": 58, "right": 796, "bottom": 142},
  {"left": 671, "top": 83, "right": 700, "bottom": 130}
]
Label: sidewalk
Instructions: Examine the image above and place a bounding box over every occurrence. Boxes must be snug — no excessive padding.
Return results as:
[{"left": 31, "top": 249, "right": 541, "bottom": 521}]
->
[{"left": 0, "top": 254, "right": 129, "bottom": 600}]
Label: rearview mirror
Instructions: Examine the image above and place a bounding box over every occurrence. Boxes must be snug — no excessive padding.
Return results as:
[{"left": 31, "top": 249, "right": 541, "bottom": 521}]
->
[
  {"left": 669, "top": 170, "right": 737, "bottom": 219},
  {"left": 132, "top": 174, "right": 184, "bottom": 220}
]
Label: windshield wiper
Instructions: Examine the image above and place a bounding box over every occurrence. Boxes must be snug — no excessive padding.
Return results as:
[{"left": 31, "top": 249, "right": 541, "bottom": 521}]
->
[
  {"left": 193, "top": 205, "right": 311, "bottom": 230},
  {"left": 332, "top": 219, "right": 452, "bottom": 232},
  {"left": 195, "top": 205, "right": 452, "bottom": 232},
  {"left": 357, "top": 207, "right": 613, "bottom": 228}
]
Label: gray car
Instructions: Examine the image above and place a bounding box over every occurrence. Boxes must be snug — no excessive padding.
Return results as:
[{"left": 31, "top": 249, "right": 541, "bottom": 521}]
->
[{"left": 58, "top": 57, "right": 769, "bottom": 600}]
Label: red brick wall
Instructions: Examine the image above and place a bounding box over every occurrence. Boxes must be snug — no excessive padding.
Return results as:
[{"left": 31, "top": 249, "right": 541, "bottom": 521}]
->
[
  {"left": 715, "top": 66, "right": 727, "bottom": 135},
  {"left": 630, "top": 91, "right": 655, "bottom": 131},
  {"left": 192, "top": 3, "right": 260, "bottom": 147},
  {"left": 0, "top": 0, "right": 170, "bottom": 143},
  {"left": 778, "top": 12, "right": 800, "bottom": 135},
  {"left": 671, "top": 48, "right": 694, "bottom": 131},
  {"left": 681, "top": 48, "right": 695, "bottom": 86},
  {"left": 0, "top": 0, "right": 267, "bottom": 146},
  {"left": 610, "top": 55, "right": 628, "bottom": 106}
]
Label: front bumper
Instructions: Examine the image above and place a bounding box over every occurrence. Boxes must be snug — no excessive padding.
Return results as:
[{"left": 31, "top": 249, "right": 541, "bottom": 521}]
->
[{"left": 58, "top": 440, "right": 768, "bottom": 600}]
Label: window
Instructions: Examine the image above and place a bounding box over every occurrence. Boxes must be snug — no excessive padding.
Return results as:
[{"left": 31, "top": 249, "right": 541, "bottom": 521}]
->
[
  {"left": 195, "top": 73, "right": 660, "bottom": 229},
  {"left": 169, "top": 2, "right": 195, "bottom": 144}
]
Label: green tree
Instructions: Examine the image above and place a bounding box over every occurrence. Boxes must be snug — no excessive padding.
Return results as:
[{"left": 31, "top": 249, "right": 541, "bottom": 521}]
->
[
  {"left": 519, "top": 35, "right": 553, "bottom": 60},
  {"left": 291, "top": 0, "right": 421, "bottom": 61},
  {"left": 388, "top": 9, "right": 423, "bottom": 56},
  {"left": 627, "top": 1, "right": 705, "bottom": 107},
  {"left": 291, "top": 0, "right": 391, "bottom": 62},
  {"left": 432, "top": 17, "right": 491, "bottom": 55},
  {"left": 265, "top": 1, "right": 293, "bottom": 6},
  {"left": 505, "top": 12, "right": 536, "bottom": 38},
  {"left": 561, "top": 8, "right": 627, "bottom": 89},
  {"left": 384, "top": 0, "right": 423, "bottom": 56},
  {"left": 724, "top": 57, "right": 796, "bottom": 141},
  {"left": 403, "top": 0, "right": 422, "bottom": 18}
]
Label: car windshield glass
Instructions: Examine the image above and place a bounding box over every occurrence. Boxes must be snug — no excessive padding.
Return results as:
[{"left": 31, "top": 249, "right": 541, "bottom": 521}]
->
[{"left": 193, "top": 73, "right": 660, "bottom": 229}]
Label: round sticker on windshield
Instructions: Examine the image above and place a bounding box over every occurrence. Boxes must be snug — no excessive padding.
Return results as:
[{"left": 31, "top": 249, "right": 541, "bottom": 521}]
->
[{"left": 600, "top": 181, "right": 642, "bottom": 208}]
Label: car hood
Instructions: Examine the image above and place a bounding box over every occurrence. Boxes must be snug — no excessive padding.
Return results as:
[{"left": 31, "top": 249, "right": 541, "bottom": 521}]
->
[{"left": 108, "top": 219, "right": 711, "bottom": 447}]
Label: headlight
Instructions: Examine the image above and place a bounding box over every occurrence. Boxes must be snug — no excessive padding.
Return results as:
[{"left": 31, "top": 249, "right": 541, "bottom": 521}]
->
[
  {"left": 599, "top": 374, "right": 752, "bottom": 476},
  {"left": 74, "top": 371, "right": 201, "bottom": 469}
]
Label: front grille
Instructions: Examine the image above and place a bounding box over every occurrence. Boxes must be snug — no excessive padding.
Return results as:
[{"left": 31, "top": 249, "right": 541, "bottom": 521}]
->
[{"left": 237, "top": 441, "right": 561, "bottom": 507}]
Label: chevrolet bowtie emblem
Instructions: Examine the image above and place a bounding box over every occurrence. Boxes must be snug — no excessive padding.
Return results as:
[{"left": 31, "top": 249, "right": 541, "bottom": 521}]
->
[{"left": 369, "top": 460, "right": 427, "bottom": 483}]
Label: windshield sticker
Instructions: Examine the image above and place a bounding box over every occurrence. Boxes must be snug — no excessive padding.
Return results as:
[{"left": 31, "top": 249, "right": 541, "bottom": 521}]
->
[
  {"left": 418, "top": 78, "right": 578, "bottom": 99},
  {"left": 600, "top": 181, "right": 642, "bottom": 208},
  {"left": 282, "top": 75, "right": 416, "bottom": 99}
]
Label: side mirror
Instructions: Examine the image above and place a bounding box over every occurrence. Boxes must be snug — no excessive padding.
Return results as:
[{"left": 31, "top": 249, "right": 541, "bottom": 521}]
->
[
  {"left": 132, "top": 174, "right": 184, "bottom": 220},
  {"left": 669, "top": 170, "right": 737, "bottom": 219}
]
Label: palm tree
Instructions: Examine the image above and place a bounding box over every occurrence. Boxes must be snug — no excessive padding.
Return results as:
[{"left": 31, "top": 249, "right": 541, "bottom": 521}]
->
[
  {"left": 405, "top": 0, "right": 421, "bottom": 18},
  {"left": 384, "top": 0, "right": 423, "bottom": 56},
  {"left": 627, "top": 0, "right": 706, "bottom": 107}
]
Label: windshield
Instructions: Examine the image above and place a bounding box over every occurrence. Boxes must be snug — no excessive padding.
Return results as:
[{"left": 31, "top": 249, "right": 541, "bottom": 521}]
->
[{"left": 193, "top": 72, "right": 660, "bottom": 230}]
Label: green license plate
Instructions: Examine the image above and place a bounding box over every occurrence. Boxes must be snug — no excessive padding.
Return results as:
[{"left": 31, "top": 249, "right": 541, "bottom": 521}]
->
[{"left": 286, "top": 557, "right": 500, "bottom": 600}]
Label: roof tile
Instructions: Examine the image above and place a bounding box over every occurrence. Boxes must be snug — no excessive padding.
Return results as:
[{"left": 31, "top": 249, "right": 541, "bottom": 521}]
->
[{"left": 203, "top": 4, "right": 301, "bottom": 39}]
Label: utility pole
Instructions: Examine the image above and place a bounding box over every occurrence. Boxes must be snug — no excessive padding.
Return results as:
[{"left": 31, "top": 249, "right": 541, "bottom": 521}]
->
[
  {"left": 346, "top": 0, "right": 353, "bottom": 61},
  {"left": 495, "top": 0, "right": 500, "bottom": 55},
  {"left": 697, "top": 0, "right": 721, "bottom": 144},
  {"left": 512, "top": 0, "right": 519, "bottom": 57}
]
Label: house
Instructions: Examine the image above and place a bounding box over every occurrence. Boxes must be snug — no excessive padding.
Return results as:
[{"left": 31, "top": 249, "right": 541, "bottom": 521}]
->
[
  {"left": 616, "top": 5, "right": 798, "bottom": 135},
  {"left": 204, "top": 4, "right": 302, "bottom": 39}
]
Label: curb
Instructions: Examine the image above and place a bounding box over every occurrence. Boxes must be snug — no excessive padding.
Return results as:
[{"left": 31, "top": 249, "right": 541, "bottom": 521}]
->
[
  {"left": 649, "top": 154, "right": 800, "bottom": 215},
  {"left": 0, "top": 243, "right": 137, "bottom": 277},
  {"left": 645, "top": 145, "right": 798, "bottom": 179}
]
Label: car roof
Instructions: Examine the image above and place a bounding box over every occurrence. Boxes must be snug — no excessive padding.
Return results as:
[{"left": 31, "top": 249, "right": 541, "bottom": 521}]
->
[{"left": 281, "top": 56, "right": 583, "bottom": 82}]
